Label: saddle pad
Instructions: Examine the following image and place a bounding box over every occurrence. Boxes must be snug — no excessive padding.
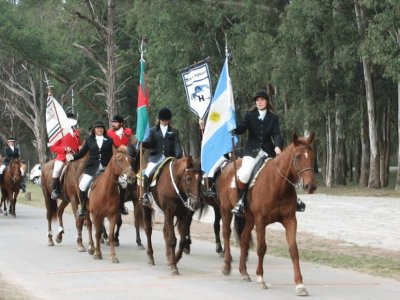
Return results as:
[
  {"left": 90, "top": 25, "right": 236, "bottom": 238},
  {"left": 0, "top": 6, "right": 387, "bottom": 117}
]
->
[{"left": 249, "top": 158, "right": 272, "bottom": 189}]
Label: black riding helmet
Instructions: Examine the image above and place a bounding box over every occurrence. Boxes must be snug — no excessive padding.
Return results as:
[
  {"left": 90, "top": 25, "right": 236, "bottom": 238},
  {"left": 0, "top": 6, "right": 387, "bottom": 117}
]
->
[
  {"left": 158, "top": 107, "right": 172, "bottom": 120},
  {"left": 253, "top": 90, "right": 269, "bottom": 101}
]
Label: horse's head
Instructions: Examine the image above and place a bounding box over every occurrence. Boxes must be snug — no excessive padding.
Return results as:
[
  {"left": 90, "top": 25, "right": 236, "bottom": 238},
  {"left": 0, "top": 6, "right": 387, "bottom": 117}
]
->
[
  {"left": 113, "top": 153, "right": 135, "bottom": 184},
  {"left": 9, "top": 158, "right": 22, "bottom": 183},
  {"left": 288, "top": 132, "right": 317, "bottom": 194},
  {"left": 175, "top": 156, "right": 202, "bottom": 212}
]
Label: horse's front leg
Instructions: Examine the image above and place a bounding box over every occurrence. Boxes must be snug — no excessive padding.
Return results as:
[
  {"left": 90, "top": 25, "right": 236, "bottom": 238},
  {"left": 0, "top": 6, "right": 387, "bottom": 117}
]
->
[
  {"left": 46, "top": 197, "right": 54, "bottom": 247},
  {"left": 175, "top": 214, "right": 190, "bottom": 262},
  {"left": 86, "top": 216, "right": 95, "bottom": 255},
  {"left": 75, "top": 217, "right": 86, "bottom": 252},
  {"left": 114, "top": 215, "right": 122, "bottom": 247},
  {"left": 56, "top": 201, "right": 68, "bottom": 243},
  {"left": 10, "top": 190, "right": 18, "bottom": 217},
  {"left": 164, "top": 213, "right": 178, "bottom": 275},
  {"left": 92, "top": 214, "right": 103, "bottom": 260},
  {"left": 143, "top": 206, "right": 154, "bottom": 265},
  {"left": 252, "top": 218, "right": 267, "bottom": 288},
  {"left": 134, "top": 200, "right": 145, "bottom": 250},
  {"left": 213, "top": 205, "right": 223, "bottom": 255},
  {"left": 221, "top": 208, "right": 233, "bottom": 275},
  {"left": 108, "top": 214, "right": 119, "bottom": 263},
  {"left": 283, "top": 217, "right": 308, "bottom": 296}
]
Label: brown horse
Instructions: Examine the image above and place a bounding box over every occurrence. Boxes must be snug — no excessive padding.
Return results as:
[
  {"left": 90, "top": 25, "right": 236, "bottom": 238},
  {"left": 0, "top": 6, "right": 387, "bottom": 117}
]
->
[
  {"left": 217, "top": 133, "right": 316, "bottom": 296},
  {"left": 142, "top": 156, "right": 202, "bottom": 275},
  {"left": 85, "top": 152, "right": 135, "bottom": 263},
  {"left": 0, "top": 158, "right": 23, "bottom": 217},
  {"left": 42, "top": 155, "right": 88, "bottom": 247}
]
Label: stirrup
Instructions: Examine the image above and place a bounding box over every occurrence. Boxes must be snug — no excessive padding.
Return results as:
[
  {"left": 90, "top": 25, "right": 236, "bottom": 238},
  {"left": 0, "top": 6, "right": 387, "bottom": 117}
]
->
[
  {"left": 296, "top": 198, "right": 306, "bottom": 212},
  {"left": 141, "top": 193, "right": 152, "bottom": 207},
  {"left": 76, "top": 209, "right": 87, "bottom": 219},
  {"left": 51, "top": 190, "right": 59, "bottom": 200},
  {"left": 231, "top": 201, "right": 244, "bottom": 217},
  {"left": 120, "top": 206, "right": 129, "bottom": 215}
]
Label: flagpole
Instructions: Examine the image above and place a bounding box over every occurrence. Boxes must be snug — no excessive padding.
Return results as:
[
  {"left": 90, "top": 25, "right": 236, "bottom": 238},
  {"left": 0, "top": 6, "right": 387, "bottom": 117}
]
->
[
  {"left": 223, "top": 35, "right": 240, "bottom": 201},
  {"left": 138, "top": 38, "right": 145, "bottom": 200}
]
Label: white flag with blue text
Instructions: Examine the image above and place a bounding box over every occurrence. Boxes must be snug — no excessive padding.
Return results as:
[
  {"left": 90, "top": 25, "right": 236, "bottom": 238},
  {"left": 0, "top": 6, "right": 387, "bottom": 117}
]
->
[{"left": 201, "top": 58, "right": 237, "bottom": 175}]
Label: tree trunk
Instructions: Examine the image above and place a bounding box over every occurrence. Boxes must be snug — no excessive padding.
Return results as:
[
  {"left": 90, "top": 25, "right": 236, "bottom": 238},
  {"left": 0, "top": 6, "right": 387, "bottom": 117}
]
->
[
  {"left": 334, "top": 95, "right": 346, "bottom": 185},
  {"left": 354, "top": 1, "right": 380, "bottom": 189},
  {"left": 325, "top": 113, "right": 334, "bottom": 187},
  {"left": 359, "top": 94, "right": 369, "bottom": 186},
  {"left": 396, "top": 81, "right": 400, "bottom": 190},
  {"left": 379, "top": 105, "right": 390, "bottom": 187}
]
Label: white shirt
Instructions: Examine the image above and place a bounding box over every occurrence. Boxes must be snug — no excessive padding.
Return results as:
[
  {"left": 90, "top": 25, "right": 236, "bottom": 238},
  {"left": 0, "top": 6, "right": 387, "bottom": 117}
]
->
[
  {"left": 95, "top": 135, "right": 104, "bottom": 149},
  {"left": 160, "top": 124, "right": 168, "bottom": 137},
  {"left": 258, "top": 109, "right": 266, "bottom": 121},
  {"left": 115, "top": 127, "right": 123, "bottom": 138},
  {"left": 9, "top": 146, "right": 15, "bottom": 152}
]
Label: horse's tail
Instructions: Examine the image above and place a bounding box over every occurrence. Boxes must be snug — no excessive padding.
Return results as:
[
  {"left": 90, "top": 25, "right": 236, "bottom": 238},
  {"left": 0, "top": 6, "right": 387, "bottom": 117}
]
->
[{"left": 234, "top": 216, "right": 253, "bottom": 248}]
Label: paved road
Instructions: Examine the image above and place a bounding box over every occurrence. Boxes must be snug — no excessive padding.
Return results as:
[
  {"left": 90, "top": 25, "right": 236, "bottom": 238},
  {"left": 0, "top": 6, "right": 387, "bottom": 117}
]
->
[{"left": 0, "top": 201, "right": 399, "bottom": 300}]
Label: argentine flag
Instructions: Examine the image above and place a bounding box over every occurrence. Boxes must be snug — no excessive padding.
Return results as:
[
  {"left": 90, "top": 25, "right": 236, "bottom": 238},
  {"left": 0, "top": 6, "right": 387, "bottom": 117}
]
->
[{"left": 201, "top": 57, "right": 237, "bottom": 175}]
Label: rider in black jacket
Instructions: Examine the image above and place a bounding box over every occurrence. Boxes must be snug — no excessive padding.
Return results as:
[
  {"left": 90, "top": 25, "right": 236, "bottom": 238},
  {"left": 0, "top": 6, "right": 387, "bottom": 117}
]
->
[{"left": 0, "top": 138, "right": 20, "bottom": 184}]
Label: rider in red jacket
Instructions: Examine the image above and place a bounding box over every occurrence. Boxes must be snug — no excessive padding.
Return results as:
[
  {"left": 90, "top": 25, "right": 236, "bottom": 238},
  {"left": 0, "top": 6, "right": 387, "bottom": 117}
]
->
[
  {"left": 107, "top": 115, "right": 136, "bottom": 215},
  {"left": 49, "top": 113, "right": 81, "bottom": 200}
]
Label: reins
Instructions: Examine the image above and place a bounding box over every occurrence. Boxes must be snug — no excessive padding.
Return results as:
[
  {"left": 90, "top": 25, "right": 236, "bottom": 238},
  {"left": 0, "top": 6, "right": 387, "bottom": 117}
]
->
[{"left": 274, "top": 145, "right": 314, "bottom": 190}]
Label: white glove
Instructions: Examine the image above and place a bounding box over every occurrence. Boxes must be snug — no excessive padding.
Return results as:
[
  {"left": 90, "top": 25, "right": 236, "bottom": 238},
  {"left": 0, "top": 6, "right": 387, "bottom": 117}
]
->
[{"left": 66, "top": 154, "right": 74, "bottom": 162}]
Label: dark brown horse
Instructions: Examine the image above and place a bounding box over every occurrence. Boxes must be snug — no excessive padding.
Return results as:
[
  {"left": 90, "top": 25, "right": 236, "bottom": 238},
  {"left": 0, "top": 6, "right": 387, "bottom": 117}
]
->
[
  {"left": 42, "top": 155, "right": 88, "bottom": 248},
  {"left": 0, "top": 158, "right": 22, "bottom": 217},
  {"left": 85, "top": 152, "right": 135, "bottom": 263},
  {"left": 217, "top": 133, "right": 316, "bottom": 296},
  {"left": 142, "top": 156, "right": 202, "bottom": 275}
]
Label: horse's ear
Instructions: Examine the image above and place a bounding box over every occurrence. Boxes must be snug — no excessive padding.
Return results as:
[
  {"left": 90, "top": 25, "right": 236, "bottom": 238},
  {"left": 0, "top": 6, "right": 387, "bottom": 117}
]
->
[
  {"left": 292, "top": 132, "right": 299, "bottom": 144},
  {"left": 307, "top": 132, "right": 315, "bottom": 144}
]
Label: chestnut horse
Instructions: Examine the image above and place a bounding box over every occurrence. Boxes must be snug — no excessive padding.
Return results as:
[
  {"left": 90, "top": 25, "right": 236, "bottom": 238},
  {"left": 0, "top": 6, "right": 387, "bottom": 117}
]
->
[
  {"left": 142, "top": 156, "right": 202, "bottom": 275},
  {"left": 42, "top": 155, "right": 88, "bottom": 248},
  {"left": 218, "top": 133, "right": 316, "bottom": 296},
  {"left": 85, "top": 152, "right": 134, "bottom": 263},
  {"left": 0, "top": 158, "right": 22, "bottom": 217}
]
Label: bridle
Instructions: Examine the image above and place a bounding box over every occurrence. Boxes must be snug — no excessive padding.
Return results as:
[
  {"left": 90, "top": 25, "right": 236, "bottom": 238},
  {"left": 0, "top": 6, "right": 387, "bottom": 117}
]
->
[
  {"left": 113, "top": 153, "right": 133, "bottom": 183},
  {"left": 274, "top": 145, "right": 314, "bottom": 190},
  {"left": 169, "top": 160, "right": 199, "bottom": 212}
]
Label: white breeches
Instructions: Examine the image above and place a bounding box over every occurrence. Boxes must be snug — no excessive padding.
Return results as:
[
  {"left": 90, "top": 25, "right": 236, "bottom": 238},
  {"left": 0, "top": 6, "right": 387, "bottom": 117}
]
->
[
  {"left": 118, "top": 176, "right": 127, "bottom": 189},
  {"left": 79, "top": 164, "right": 105, "bottom": 191},
  {"left": 52, "top": 160, "right": 65, "bottom": 178},
  {"left": 237, "top": 150, "right": 268, "bottom": 184},
  {"left": 0, "top": 165, "right": 6, "bottom": 174},
  {"left": 144, "top": 156, "right": 165, "bottom": 177}
]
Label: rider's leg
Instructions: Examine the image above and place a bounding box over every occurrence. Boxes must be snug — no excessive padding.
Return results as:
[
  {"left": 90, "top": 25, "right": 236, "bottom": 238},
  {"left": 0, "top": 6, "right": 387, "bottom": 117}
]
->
[
  {"left": 0, "top": 164, "right": 6, "bottom": 184},
  {"left": 51, "top": 160, "right": 64, "bottom": 200},
  {"left": 141, "top": 174, "right": 151, "bottom": 207},
  {"left": 231, "top": 179, "right": 247, "bottom": 217},
  {"left": 118, "top": 178, "right": 128, "bottom": 215},
  {"left": 77, "top": 174, "right": 92, "bottom": 218}
]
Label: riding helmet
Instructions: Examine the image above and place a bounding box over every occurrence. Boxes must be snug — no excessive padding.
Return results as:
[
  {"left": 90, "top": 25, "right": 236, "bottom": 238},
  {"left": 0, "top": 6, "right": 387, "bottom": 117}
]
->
[
  {"left": 253, "top": 90, "right": 269, "bottom": 101},
  {"left": 158, "top": 107, "right": 172, "bottom": 120},
  {"left": 111, "top": 115, "right": 124, "bottom": 123},
  {"left": 92, "top": 120, "right": 106, "bottom": 128}
]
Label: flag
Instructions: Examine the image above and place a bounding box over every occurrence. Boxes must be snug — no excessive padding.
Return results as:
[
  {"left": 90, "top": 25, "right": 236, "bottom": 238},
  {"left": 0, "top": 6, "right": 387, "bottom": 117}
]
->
[
  {"left": 181, "top": 59, "right": 212, "bottom": 119},
  {"left": 136, "top": 59, "right": 150, "bottom": 142},
  {"left": 46, "top": 96, "right": 72, "bottom": 146},
  {"left": 201, "top": 57, "right": 237, "bottom": 175}
]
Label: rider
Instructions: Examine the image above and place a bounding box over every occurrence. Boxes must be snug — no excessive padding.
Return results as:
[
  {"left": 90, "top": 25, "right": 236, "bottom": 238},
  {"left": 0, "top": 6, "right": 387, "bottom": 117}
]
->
[
  {"left": 49, "top": 113, "right": 81, "bottom": 200},
  {"left": 141, "top": 107, "right": 183, "bottom": 207},
  {"left": 231, "top": 90, "right": 284, "bottom": 217},
  {"left": 0, "top": 137, "right": 20, "bottom": 184},
  {"left": 107, "top": 114, "right": 137, "bottom": 215},
  {"left": 66, "top": 121, "right": 113, "bottom": 218}
]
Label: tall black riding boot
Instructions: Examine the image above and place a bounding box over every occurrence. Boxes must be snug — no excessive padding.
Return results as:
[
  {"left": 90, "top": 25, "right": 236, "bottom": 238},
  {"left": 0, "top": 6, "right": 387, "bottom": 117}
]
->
[
  {"left": 0, "top": 174, "right": 3, "bottom": 184},
  {"left": 119, "top": 187, "right": 128, "bottom": 215},
  {"left": 203, "top": 177, "right": 216, "bottom": 198},
  {"left": 51, "top": 178, "right": 60, "bottom": 200},
  {"left": 77, "top": 190, "right": 87, "bottom": 219},
  {"left": 141, "top": 175, "right": 151, "bottom": 207}
]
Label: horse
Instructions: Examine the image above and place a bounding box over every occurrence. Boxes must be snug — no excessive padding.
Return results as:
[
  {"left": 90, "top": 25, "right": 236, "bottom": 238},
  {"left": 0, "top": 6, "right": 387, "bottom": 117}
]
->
[
  {"left": 0, "top": 158, "right": 23, "bottom": 217},
  {"left": 142, "top": 156, "right": 202, "bottom": 275},
  {"left": 42, "top": 154, "right": 88, "bottom": 248},
  {"left": 84, "top": 152, "right": 135, "bottom": 263},
  {"left": 217, "top": 133, "right": 316, "bottom": 296},
  {"left": 100, "top": 181, "right": 145, "bottom": 250}
]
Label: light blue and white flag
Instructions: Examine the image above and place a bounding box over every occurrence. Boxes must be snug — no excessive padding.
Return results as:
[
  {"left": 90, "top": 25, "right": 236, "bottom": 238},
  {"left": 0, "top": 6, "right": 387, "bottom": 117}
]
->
[{"left": 201, "top": 57, "right": 237, "bottom": 175}]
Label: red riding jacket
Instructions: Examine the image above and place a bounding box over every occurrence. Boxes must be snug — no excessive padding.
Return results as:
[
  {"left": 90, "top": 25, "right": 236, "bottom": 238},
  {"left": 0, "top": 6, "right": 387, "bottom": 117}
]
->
[
  {"left": 50, "top": 129, "right": 81, "bottom": 162},
  {"left": 107, "top": 127, "right": 133, "bottom": 147}
]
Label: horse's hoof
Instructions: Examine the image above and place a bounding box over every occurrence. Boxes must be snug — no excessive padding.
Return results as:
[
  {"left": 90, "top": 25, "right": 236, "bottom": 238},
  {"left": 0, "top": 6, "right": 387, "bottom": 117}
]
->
[
  {"left": 76, "top": 245, "right": 86, "bottom": 252},
  {"left": 137, "top": 244, "right": 145, "bottom": 250},
  {"left": 48, "top": 240, "right": 55, "bottom": 247},
  {"left": 111, "top": 257, "right": 119, "bottom": 263},
  {"left": 171, "top": 269, "right": 180, "bottom": 276},
  {"left": 258, "top": 282, "right": 268, "bottom": 289},
  {"left": 147, "top": 259, "right": 155, "bottom": 266},
  {"left": 241, "top": 274, "right": 251, "bottom": 282},
  {"left": 4, "top": 212, "right": 7, "bottom": 216},
  {"left": 183, "top": 247, "right": 190, "bottom": 255},
  {"left": 222, "top": 267, "right": 231, "bottom": 276},
  {"left": 12, "top": 214, "right": 16, "bottom": 218},
  {"left": 93, "top": 254, "right": 102, "bottom": 260},
  {"left": 100, "top": 238, "right": 105, "bottom": 244},
  {"left": 114, "top": 241, "right": 120, "bottom": 247},
  {"left": 296, "top": 284, "right": 308, "bottom": 296},
  {"left": 56, "top": 236, "right": 63, "bottom": 244}
]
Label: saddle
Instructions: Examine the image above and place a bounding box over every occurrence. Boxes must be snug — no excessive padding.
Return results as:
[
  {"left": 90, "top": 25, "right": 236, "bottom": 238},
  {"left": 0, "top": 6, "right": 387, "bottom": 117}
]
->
[{"left": 137, "top": 157, "right": 174, "bottom": 187}]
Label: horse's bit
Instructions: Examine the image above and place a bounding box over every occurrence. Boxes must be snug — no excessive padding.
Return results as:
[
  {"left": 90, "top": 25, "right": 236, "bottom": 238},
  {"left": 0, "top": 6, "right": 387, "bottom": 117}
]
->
[{"left": 169, "top": 161, "right": 197, "bottom": 212}]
